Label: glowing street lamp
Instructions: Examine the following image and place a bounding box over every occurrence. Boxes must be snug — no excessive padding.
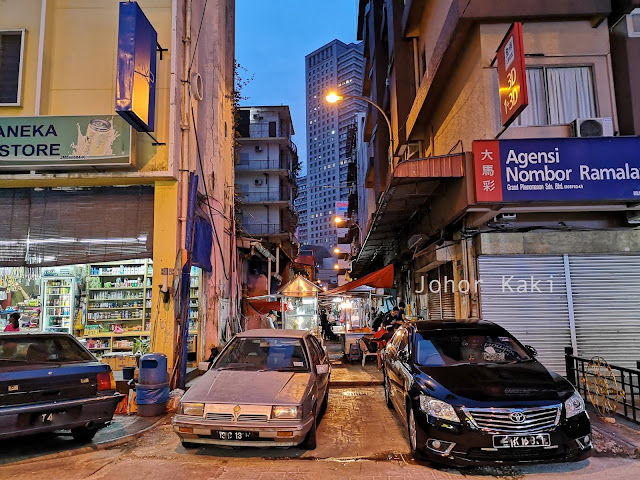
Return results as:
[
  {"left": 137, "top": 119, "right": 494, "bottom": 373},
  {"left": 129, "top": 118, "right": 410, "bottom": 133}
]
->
[
  {"left": 333, "top": 264, "right": 340, "bottom": 270},
  {"left": 333, "top": 247, "right": 340, "bottom": 254},
  {"left": 334, "top": 216, "right": 343, "bottom": 224}
]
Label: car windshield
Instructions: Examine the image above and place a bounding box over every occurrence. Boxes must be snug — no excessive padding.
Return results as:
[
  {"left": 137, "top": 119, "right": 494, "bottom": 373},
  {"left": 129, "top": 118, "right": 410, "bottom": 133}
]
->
[
  {"left": 414, "top": 330, "right": 533, "bottom": 366},
  {"left": 0, "top": 336, "right": 94, "bottom": 365},
  {"left": 213, "top": 337, "right": 309, "bottom": 372}
]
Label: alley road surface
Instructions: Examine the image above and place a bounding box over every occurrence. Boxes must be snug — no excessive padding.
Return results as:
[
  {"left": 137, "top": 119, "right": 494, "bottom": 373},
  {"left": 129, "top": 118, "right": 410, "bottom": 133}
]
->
[{"left": 2, "top": 387, "right": 640, "bottom": 480}]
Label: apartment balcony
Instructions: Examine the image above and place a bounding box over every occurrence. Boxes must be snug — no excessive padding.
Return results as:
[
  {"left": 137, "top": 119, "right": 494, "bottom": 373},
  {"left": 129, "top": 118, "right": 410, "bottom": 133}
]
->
[
  {"left": 241, "top": 223, "right": 292, "bottom": 237},
  {"left": 236, "top": 158, "right": 291, "bottom": 174},
  {"left": 240, "top": 190, "right": 291, "bottom": 204}
]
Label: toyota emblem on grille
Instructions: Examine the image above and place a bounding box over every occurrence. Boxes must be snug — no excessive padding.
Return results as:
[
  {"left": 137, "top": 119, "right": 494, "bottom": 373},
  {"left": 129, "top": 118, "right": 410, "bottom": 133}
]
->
[{"left": 509, "top": 412, "right": 526, "bottom": 423}]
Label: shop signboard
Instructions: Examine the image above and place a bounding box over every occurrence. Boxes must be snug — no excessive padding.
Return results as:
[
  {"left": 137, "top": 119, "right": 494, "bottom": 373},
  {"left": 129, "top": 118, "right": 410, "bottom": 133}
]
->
[
  {"left": 0, "top": 115, "right": 131, "bottom": 170},
  {"left": 116, "top": 1, "right": 157, "bottom": 133},
  {"left": 473, "top": 137, "right": 640, "bottom": 203},
  {"left": 335, "top": 201, "right": 348, "bottom": 216},
  {"left": 496, "top": 22, "right": 528, "bottom": 128}
]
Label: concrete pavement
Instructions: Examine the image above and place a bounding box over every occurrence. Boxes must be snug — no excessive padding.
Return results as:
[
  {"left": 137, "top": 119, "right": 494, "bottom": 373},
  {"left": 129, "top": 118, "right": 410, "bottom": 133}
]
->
[{"left": 2, "top": 386, "right": 640, "bottom": 479}]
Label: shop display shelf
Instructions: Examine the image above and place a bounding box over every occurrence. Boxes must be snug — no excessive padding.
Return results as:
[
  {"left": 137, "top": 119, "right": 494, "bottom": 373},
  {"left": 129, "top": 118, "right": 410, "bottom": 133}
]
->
[
  {"left": 111, "top": 346, "right": 134, "bottom": 350},
  {"left": 86, "top": 318, "right": 143, "bottom": 322},
  {"left": 88, "top": 297, "right": 143, "bottom": 301},
  {"left": 89, "top": 307, "right": 143, "bottom": 310},
  {"left": 88, "top": 347, "right": 110, "bottom": 351},
  {"left": 88, "top": 287, "right": 144, "bottom": 291},
  {"left": 113, "top": 331, "right": 150, "bottom": 337}
]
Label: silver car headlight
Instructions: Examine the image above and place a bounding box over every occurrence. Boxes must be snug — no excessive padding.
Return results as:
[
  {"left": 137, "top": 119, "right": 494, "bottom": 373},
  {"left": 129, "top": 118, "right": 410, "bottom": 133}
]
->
[
  {"left": 565, "top": 391, "right": 585, "bottom": 418},
  {"left": 271, "top": 405, "right": 301, "bottom": 419},
  {"left": 419, "top": 394, "right": 459, "bottom": 423},
  {"left": 179, "top": 402, "right": 204, "bottom": 416}
]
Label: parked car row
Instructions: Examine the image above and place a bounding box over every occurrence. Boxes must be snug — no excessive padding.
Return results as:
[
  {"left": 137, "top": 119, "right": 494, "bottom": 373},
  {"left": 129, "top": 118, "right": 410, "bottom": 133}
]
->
[
  {"left": 0, "top": 320, "right": 592, "bottom": 468},
  {"left": 173, "top": 321, "right": 592, "bottom": 467}
]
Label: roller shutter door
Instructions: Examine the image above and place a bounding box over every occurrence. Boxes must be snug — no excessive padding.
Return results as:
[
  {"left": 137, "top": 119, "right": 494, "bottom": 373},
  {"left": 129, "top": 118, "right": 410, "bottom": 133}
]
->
[
  {"left": 0, "top": 187, "right": 154, "bottom": 266},
  {"left": 568, "top": 255, "right": 640, "bottom": 369},
  {"left": 440, "top": 262, "right": 456, "bottom": 319},
  {"left": 427, "top": 268, "right": 442, "bottom": 320},
  {"left": 478, "top": 256, "right": 572, "bottom": 375}
]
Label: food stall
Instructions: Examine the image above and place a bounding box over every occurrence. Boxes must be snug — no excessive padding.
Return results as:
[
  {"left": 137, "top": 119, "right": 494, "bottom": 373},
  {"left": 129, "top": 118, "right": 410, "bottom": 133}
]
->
[
  {"left": 278, "top": 275, "right": 322, "bottom": 337},
  {"left": 321, "top": 264, "right": 395, "bottom": 355}
]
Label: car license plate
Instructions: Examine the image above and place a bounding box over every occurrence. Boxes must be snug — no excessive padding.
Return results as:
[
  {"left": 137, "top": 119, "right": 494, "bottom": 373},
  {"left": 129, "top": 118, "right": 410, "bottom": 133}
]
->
[
  {"left": 33, "top": 411, "right": 63, "bottom": 424},
  {"left": 213, "top": 430, "right": 256, "bottom": 441},
  {"left": 493, "top": 433, "right": 551, "bottom": 448}
]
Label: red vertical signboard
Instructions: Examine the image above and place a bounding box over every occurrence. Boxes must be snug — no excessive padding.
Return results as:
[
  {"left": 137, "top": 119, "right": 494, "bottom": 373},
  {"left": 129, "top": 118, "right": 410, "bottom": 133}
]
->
[
  {"left": 473, "top": 140, "right": 503, "bottom": 203},
  {"left": 496, "top": 22, "right": 528, "bottom": 127}
]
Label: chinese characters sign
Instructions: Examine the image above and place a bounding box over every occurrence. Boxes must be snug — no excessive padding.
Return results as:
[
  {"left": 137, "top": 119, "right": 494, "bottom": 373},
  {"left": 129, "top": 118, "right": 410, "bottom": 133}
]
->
[
  {"left": 116, "top": 2, "right": 157, "bottom": 133},
  {"left": 473, "top": 138, "right": 640, "bottom": 203},
  {"left": 496, "top": 23, "right": 528, "bottom": 127}
]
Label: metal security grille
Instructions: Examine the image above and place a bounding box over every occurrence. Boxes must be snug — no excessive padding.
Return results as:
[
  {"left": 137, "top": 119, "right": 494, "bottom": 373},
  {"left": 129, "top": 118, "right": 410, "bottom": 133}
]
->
[
  {"left": 568, "top": 255, "right": 640, "bottom": 369},
  {"left": 427, "top": 268, "right": 442, "bottom": 319},
  {"left": 477, "top": 256, "right": 571, "bottom": 375},
  {"left": 463, "top": 405, "right": 561, "bottom": 433},
  {"left": 237, "top": 414, "right": 268, "bottom": 423},
  {"left": 441, "top": 262, "right": 456, "bottom": 319},
  {"left": 0, "top": 187, "right": 153, "bottom": 266}
]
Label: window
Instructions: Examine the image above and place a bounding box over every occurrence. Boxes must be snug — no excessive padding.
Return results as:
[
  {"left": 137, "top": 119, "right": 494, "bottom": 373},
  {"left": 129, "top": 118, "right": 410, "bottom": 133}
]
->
[
  {"left": 515, "top": 66, "right": 596, "bottom": 126},
  {"left": 0, "top": 30, "right": 25, "bottom": 105}
]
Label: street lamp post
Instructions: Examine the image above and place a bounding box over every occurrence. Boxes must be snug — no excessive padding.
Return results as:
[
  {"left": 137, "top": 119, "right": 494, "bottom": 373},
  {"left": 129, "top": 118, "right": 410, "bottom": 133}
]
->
[{"left": 325, "top": 92, "right": 394, "bottom": 170}]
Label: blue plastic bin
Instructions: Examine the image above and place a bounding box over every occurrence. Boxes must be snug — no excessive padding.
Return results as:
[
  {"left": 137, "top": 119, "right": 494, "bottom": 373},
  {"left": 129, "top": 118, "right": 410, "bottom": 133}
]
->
[
  {"left": 138, "top": 353, "right": 168, "bottom": 385},
  {"left": 137, "top": 353, "right": 169, "bottom": 416}
]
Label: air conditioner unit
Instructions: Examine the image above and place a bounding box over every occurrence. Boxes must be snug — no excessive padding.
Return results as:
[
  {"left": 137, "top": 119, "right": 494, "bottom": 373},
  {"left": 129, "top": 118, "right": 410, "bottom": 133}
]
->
[
  {"left": 571, "top": 117, "right": 614, "bottom": 138},
  {"left": 255, "top": 145, "right": 263, "bottom": 152},
  {"left": 626, "top": 10, "right": 640, "bottom": 37},
  {"left": 254, "top": 179, "right": 263, "bottom": 185},
  {"left": 253, "top": 114, "right": 263, "bottom": 120}
]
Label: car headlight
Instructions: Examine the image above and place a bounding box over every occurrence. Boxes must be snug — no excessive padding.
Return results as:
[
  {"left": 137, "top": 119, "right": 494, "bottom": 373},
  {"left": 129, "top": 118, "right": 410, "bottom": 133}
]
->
[
  {"left": 419, "top": 394, "right": 459, "bottom": 423},
  {"left": 179, "top": 402, "right": 204, "bottom": 416},
  {"left": 271, "top": 405, "right": 301, "bottom": 419},
  {"left": 565, "top": 391, "right": 585, "bottom": 418}
]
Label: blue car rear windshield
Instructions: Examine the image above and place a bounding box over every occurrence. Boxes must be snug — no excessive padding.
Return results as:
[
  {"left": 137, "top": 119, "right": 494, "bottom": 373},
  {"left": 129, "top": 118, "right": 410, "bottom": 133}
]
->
[
  {"left": 0, "top": 336, "right": 93, "bottom": 365},
  {"left": 214, "top": 337, "right": 309, "bottom": 372},
  {"left": 415, "top": 331, "right": 532, "bottom": 366}
]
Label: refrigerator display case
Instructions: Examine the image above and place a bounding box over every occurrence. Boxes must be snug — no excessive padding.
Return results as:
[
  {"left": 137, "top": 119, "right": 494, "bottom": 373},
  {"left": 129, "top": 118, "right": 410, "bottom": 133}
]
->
[{"left": 41, "top": 277, "right": 75, "bottom": 333}]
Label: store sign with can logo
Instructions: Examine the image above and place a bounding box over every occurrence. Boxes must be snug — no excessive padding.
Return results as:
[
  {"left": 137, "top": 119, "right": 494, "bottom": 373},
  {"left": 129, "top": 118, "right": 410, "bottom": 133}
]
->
[
  {"left": 335, "top": 201, "right": 348, "bottom": 215},
  {"left": 116, "top": 1, "right": 157, "bottom": 133},
  {"left": 473, "top": 137, "right": 640, "bottom": 203},
  {"left": 0, "top": 115, "right": 131, "bottom": 170}
]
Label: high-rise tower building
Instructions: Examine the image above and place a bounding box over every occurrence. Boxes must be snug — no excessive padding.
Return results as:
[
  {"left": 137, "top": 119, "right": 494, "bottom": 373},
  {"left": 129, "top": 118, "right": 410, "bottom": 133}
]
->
[{"left": 302, "top": 40, "right": 366, "bottom": 260}]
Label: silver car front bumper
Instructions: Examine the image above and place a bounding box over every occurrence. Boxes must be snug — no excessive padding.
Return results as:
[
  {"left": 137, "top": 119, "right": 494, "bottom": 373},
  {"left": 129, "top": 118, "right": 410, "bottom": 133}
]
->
[{"left": 172, "top": 414, "right": 315, "bottom": 447}]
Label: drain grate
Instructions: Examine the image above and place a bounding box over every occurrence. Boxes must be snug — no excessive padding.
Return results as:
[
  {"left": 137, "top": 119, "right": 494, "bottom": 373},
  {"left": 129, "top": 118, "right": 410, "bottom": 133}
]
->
[{"left": 342, "top": 391, "right": 369, "bottom": 396}]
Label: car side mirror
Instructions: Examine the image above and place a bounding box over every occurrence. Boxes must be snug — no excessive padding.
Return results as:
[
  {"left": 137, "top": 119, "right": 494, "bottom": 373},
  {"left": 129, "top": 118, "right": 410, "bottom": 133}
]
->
[
  {"left": 198, "top": 361, "right": 210, "bottom": 372},
  {"left": 525, "top": 345, "right": 538, "bottom": 357},
  {"left": 316, "top": 364, "right": 329, "bottom": 375}
]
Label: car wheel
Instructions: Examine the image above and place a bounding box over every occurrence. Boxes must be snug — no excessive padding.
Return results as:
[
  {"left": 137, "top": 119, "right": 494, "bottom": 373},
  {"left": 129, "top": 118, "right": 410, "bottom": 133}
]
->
[
  {"left": 181, "top": 441, "right": 199, "bottom": 449},
  {"left": 407, "top": 407, "right": 425, "bottom": 460},
  {"left": 71, "top": 426, "right": 98, "bottom": 442},
  {"left": 384, "top": 371, "right": 394, "bottom": 409},
  {"left": 302, "top": 414, "right": 317, "bottom": 450}
]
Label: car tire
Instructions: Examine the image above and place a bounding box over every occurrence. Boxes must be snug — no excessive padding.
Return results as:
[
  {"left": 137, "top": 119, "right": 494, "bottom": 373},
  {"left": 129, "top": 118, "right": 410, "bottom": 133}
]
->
[
  {"left": 181, "top": 441, "right": 199, "bottom": 449},
  {"left": 71, "top": 426, "right": 98, "bottom": 443},
  {"left": 302, "top": 415, "right": 317, "bottom": 450},
  {"left": 384, "top": 371, "right": 394, "bottom": 409},
  {"left": 407, "top": 406, "right": 425, "bottom": 460}
]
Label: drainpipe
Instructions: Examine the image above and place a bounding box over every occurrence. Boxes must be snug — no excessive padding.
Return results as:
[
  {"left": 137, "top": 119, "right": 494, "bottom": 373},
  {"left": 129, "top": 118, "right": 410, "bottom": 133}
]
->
[
  {"left": 180, "top": 0, "right": 193, "bottom": 249},
  {"left": 34, "top": 0, "right": 47, "bottom": 115}
]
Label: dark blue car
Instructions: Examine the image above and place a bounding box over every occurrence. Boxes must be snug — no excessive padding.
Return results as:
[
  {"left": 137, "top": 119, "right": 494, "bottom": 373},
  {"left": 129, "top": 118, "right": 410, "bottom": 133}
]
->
[{"left": 0, "top": 332, "right": 122, "bottom": 441}]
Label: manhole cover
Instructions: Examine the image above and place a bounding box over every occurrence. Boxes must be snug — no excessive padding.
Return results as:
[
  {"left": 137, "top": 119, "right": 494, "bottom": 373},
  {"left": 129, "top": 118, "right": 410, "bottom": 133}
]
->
[{"left": 342, "top": 391, "right": 368, "bottom": 396}]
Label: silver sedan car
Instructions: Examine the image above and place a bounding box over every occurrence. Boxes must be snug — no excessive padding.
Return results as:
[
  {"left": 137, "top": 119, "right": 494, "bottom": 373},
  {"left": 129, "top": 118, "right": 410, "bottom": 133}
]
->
[{"left": 172, "top": 329, "right": 330, "bottom": 449}]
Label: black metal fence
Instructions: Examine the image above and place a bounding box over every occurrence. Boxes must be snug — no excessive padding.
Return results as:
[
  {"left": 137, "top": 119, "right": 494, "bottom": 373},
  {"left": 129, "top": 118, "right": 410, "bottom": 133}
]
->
[{"left": 565, "top": 346, "right": 640, "bottom": 424}]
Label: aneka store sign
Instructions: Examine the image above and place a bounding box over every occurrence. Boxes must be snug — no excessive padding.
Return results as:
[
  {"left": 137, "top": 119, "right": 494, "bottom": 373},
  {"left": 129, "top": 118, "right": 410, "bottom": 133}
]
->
[
  {"left": 473, "top": 137, "right": 640, "bottom": 202},
  {"left": 0, "top": 115, "right": 131, "bottom": 170}
]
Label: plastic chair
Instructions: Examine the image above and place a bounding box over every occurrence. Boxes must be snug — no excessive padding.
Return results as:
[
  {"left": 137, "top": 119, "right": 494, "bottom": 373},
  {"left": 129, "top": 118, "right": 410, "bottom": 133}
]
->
[{"left": 348, "top": 343, "right": 361, "bottom": 363}]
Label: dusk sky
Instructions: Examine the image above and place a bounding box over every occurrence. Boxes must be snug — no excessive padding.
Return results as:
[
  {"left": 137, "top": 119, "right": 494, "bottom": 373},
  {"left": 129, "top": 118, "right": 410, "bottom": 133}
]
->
[{"left": 235, "top": 0, "right": 360, "bottom": 175}]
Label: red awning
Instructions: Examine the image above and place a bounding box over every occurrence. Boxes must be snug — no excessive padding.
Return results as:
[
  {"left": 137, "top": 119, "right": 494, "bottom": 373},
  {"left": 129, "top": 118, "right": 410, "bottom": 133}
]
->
[
  {"left": 325, "top": 264, "right": 394, "bottom": 295},
  {"left": 248, "top": 300, "right": 281, "bottom": 314}
]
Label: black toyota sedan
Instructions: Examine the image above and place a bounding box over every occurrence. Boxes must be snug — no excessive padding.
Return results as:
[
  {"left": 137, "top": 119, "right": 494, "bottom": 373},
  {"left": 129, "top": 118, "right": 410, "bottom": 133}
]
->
[{"left": 382, "top": 320, "right": 591, "bottom": 466}]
